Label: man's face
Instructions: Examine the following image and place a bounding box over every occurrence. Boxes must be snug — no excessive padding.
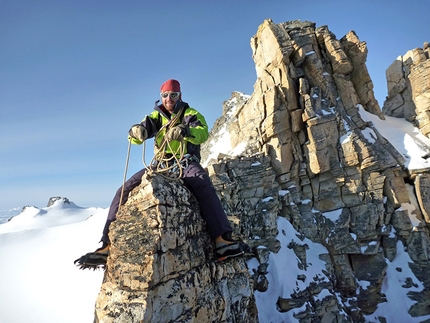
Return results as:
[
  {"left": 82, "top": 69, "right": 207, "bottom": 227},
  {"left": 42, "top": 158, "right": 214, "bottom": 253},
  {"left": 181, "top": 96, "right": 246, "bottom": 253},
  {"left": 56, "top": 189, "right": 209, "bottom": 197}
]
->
[{"left": 160, "top": 91, "right": 181, "bottom": 112}]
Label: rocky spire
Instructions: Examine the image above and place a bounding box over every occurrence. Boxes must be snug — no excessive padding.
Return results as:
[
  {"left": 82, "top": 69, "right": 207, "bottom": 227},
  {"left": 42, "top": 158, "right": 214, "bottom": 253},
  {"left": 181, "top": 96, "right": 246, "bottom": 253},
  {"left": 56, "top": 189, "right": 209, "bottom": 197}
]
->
[
  {"left": 383, "top": 42, "right": 430, "bottom": 136},
  {"left": 94, "top": 173, "right": 257, "bottom": 322},
  {"left": 203, "top": 19, "right": 430, "bottom": 321}
]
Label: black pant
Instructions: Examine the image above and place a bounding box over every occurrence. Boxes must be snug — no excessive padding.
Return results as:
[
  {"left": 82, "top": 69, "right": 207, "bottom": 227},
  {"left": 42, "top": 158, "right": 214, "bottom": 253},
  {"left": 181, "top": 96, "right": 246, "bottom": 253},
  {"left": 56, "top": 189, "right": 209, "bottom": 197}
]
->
[{"left": 101, "top": 161, "right": 232, "bottom": 243}]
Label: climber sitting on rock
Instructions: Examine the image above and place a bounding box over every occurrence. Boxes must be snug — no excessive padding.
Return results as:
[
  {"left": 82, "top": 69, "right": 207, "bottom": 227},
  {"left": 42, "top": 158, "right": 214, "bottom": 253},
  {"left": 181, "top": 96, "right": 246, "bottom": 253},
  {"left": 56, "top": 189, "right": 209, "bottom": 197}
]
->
[{"left": 74, "top": 79, "right": 249, "bottom": 270}]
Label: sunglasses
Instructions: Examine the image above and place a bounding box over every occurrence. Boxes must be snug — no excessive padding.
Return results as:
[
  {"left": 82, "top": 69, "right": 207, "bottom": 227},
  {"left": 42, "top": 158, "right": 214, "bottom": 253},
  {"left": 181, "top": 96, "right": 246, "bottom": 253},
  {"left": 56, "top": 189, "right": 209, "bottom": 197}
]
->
[{"left": 160, "top": 92, "right": 180, "bottom": 99}]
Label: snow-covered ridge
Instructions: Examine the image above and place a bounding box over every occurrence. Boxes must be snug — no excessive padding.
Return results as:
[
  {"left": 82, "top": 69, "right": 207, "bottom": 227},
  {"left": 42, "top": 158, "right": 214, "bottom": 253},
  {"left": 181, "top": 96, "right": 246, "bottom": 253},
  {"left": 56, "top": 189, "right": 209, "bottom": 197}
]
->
[
  {"left": 0, "top": 197, "right": 107, "bottom": 323},
  {"left": 0, "top": 197, "right": 101, "bottom": 234}
]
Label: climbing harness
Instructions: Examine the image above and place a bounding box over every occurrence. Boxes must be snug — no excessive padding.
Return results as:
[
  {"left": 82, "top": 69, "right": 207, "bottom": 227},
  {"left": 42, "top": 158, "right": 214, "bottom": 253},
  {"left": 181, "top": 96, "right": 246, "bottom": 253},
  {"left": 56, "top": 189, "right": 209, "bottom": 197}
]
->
[{"left": 142, "top": 138, "right": 199, "bottom": 180}]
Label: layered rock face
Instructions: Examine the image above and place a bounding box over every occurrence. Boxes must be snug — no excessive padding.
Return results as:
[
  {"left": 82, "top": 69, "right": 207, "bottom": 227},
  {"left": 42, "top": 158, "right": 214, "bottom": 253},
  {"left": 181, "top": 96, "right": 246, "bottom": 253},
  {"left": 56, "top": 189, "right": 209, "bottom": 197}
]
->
[
  {"left": 383, "top": 42, "right": 430, "bottom": 136},
  {"left": 203, "top": 19, "right": 430, "bottom": 321}
]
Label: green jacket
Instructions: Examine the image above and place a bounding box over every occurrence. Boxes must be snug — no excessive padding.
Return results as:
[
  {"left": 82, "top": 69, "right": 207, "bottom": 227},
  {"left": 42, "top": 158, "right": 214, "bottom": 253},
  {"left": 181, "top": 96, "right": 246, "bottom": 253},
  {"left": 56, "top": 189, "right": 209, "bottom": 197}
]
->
[{"left": 129, "top": 100, "right": 208, "bottom": 160}]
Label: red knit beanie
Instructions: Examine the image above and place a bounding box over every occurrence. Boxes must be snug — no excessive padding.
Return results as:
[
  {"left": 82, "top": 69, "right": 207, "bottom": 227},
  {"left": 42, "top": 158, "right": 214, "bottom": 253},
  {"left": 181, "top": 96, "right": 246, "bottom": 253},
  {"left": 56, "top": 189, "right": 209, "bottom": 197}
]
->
[{"left": 160, "top": 79, "right": 181, "bottom": 92}]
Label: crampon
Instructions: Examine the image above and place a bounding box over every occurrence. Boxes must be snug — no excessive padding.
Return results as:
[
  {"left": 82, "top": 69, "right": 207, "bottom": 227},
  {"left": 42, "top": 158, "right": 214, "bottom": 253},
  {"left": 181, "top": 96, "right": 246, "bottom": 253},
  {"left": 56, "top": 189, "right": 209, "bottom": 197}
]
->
[
  {"left": 216, "top": 241, "right": 252, "bottom": 262},
  {"left": 73, "top": 252, "right": 107, "bottom": 270}
]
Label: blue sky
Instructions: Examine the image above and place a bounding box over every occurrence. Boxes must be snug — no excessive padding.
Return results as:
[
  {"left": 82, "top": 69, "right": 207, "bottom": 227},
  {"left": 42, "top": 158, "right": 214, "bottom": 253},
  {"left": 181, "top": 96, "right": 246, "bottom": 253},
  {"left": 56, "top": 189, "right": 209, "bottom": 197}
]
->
[{"left": 1, "top": 0, "right": 429, "bottom": 211}]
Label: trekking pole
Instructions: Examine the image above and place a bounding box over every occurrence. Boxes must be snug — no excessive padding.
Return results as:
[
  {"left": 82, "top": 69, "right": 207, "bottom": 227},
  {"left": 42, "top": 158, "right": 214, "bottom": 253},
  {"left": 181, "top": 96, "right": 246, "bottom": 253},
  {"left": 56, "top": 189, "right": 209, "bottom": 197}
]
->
[{"left": 118, "top": 139, "right": 132, "bottom": 214}]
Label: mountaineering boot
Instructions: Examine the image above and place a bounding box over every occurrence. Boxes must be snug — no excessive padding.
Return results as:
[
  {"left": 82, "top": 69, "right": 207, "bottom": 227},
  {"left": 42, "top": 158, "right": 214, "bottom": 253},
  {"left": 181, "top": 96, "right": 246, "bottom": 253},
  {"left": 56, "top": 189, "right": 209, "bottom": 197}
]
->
[
  {"left": 74, "top": 242, "right": 110, "bottom": 270},
  {"left": 215, "top": 232, "right": 250, "bottom": 262}
]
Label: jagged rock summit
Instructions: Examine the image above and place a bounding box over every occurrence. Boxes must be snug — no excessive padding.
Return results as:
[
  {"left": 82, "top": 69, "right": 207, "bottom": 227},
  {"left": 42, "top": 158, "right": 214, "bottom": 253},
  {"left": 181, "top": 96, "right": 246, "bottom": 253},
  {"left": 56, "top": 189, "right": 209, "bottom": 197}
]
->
[
  {"left": 95, "top": 19, "right": 430, "bottom": 322},
  {"left": 383, "top": 41, "right": 430, "bottom": 136},
  {"left": 94, "top": 173, "right": 257, "bottom": 323}
]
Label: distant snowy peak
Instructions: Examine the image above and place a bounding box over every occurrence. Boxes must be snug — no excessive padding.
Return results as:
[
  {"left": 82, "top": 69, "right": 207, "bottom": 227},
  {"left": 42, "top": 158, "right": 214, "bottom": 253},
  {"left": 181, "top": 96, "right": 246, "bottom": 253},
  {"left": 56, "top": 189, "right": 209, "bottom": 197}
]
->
[
  {"left": 201, "top": 91, "right": 250, "bottom": 167},
  {"left": 0, "top": 197, "right": 101, "bottom": 234},
  {"left": 47, "top": 196, "right": 71, "bottom": 207},
  {"left": 46, "top": 196, "right": 82, "bottom": 209},
  {"left": 222, "top": 91, "right": 250, "bottom": 117}
]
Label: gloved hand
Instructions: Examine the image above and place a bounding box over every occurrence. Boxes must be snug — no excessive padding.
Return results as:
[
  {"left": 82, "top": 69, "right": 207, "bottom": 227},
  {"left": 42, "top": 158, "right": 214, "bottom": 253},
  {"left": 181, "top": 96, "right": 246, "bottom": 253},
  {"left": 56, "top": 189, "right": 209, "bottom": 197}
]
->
[
  {"left": 165, "top": 124, "right": 190, "bottom": 142},
  {"left": 128, "top": 124, "right": 148, "bottom": 142}
]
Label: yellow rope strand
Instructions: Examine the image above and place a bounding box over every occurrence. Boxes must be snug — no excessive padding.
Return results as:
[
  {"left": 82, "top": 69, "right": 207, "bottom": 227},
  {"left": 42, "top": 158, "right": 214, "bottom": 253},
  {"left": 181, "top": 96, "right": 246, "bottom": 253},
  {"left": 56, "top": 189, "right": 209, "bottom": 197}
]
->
[{"left": 118, "top": 139, "right": 132, "bottom": 214}]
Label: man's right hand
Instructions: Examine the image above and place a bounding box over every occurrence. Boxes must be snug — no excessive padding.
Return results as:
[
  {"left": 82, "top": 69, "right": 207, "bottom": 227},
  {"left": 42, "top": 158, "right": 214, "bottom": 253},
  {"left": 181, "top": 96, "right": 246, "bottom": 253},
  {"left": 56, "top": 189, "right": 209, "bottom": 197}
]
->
[{"left": 128, "top": 124, "right": 148, "bottom": 142}]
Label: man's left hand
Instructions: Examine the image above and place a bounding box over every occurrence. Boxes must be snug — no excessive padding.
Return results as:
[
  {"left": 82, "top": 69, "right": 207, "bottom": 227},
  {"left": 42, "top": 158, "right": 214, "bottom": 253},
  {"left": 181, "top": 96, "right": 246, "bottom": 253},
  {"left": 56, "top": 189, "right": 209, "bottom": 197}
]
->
[{"left": 165, "top": 124, "right": 190, "bottom": 141}]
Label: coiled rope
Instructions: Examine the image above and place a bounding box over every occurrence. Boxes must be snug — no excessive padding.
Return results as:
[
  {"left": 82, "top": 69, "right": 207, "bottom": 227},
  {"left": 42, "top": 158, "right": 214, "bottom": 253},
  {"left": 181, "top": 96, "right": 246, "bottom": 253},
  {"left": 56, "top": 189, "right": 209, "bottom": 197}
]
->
[
  {"left": 141, "top": 137, "right": 186, "bottom": 180},
  {"left": 141, "top": 106, "right": 187, "bottom": 180}
]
